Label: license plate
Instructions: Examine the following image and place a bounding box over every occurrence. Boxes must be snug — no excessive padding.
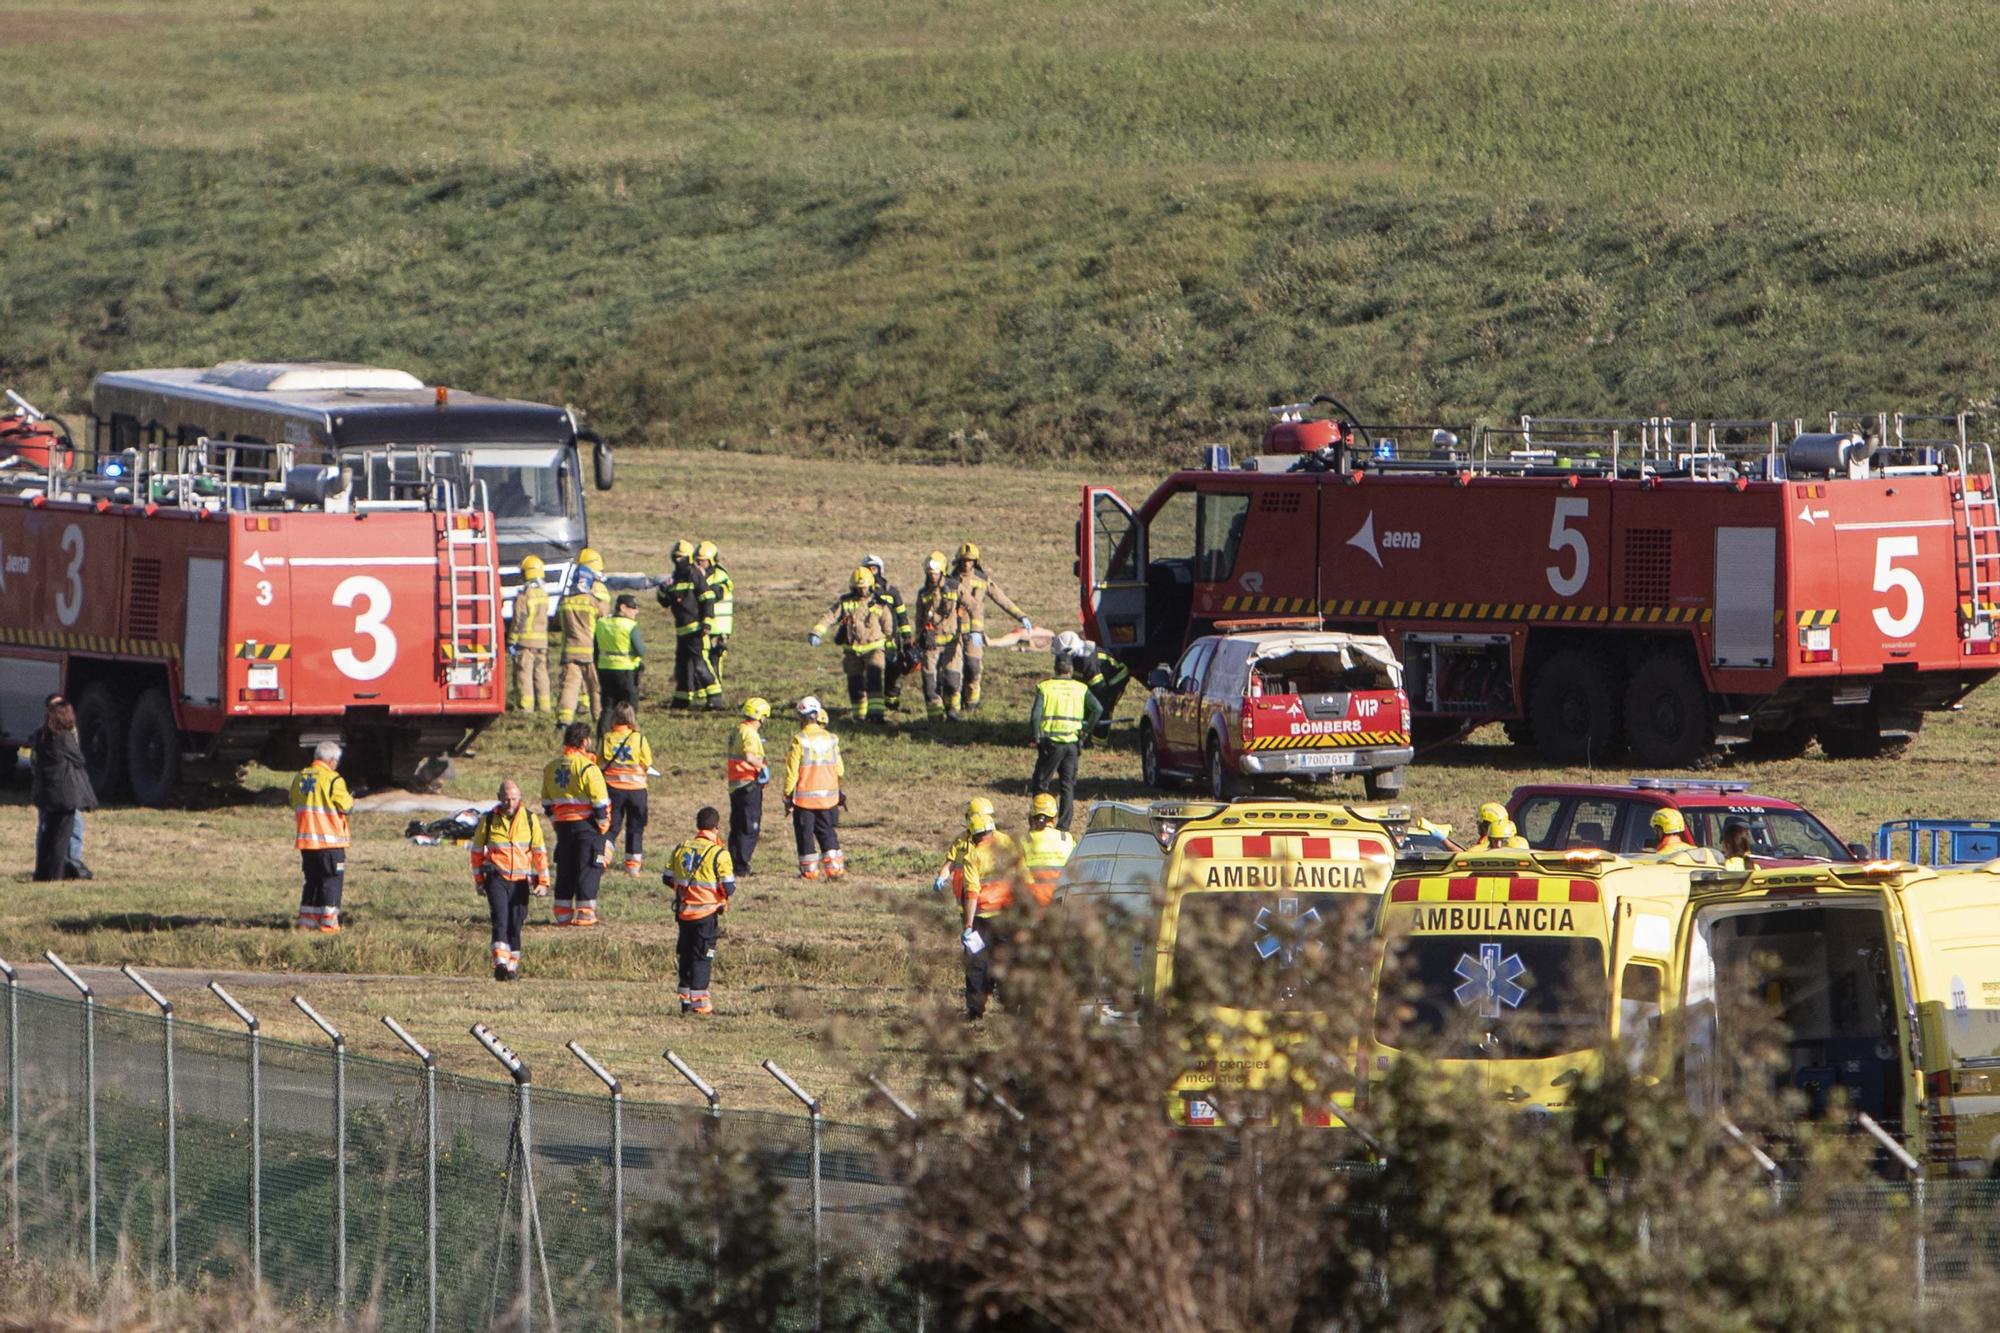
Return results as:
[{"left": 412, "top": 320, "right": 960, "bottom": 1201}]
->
[
  {"left": 1293, "top": 750, "right": 1357, "bottom": 770},
  {"left": 247, "top": 663, "right": 280, "bottom": 690}
]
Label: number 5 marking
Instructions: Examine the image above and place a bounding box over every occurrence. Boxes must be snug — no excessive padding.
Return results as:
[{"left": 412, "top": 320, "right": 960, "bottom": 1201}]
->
[
  {"left": 331, "top": 575, "right": 397, "bottom": 681},
  {"left": 55, "top": 523, "right": 84, "bottom": 626},
  {"left": 1872, "top": 535, "right": 1923, "bottom": 638},
  {"left": 1546, "top": 498, "right": 1590, "bottom": 597}
]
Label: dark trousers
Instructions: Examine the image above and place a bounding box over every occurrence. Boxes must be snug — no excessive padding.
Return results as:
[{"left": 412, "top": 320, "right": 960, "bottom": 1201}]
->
[
  {"left": 792, "top": 804, "right": 840, "bottom": 856},
  {"left": 1090, "top": 679, "right": 1129, "bottom": 737},
  {"left": 965, "top": 916, "right": 1009, "bottom": 1018},
  {"left": 1031, "top": 738, "right": 1080, "bottom": 832},
  {"left": 677, "top": 914, "right": 720, "bottom": 995},
  {"left": 673, "top": 634, "right": 716, "bottom": 706},
  {"left": 598, "top": 668, "right": 640, "bottom": 726},
  {"left": 553, "top": 823, "right": 605, "bottom": 903},
  {"left": 33, "top": 809, "right": 78, "bottom": 882},
  {"left": 608, "top": 787, "right": 649, "bottom": 860},
  {"left": 729, "top": 785, "right": 763, "bottom": 872},
  {"left": 484, "top": 875, "right": 530, "bottom": 953},
  {"left": 300, "top": 848, "right": 347, "bottom": 908},
  {"left": 883, "top": 651, "right": 907, "bottom": 708}
]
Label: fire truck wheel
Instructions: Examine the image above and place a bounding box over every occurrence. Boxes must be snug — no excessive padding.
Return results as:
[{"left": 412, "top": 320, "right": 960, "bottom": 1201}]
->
[
  {"left": 1742, "top": 719, "right": 1814, "bottom": 760},
  {"left": 1623, "top": 656, "right": 1713, "bottom": 768},
  {"left": 74, "top": 684, "right": 133, "bottom": 804},
  {"left": 126, "top": 688, "right": 182, "bottom": 808},
  {"left": 1817, "top": 725, "right": 1913, "bottom": 761},
  {"left": 1204, "top": 741, "right": 1245, "bottom": 801},
  {"left": 1501, "top": 719, "right": 1536, "bottom": 748},
  {"left": 1526, "top": 649, "right": 1621, "bottom": 764}
]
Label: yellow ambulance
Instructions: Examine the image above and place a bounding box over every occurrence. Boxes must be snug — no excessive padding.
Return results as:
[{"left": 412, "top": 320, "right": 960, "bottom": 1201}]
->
[{"left": 1368, "top": 849, "right": 1696, "bottom": 1113}]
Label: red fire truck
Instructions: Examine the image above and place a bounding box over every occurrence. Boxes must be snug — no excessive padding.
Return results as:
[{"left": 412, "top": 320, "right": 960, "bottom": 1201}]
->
[
  {"left": 1, "top": 392, "right": 502, "bottom": 804},
  {"left": 1080, "top": 401, "right": 2000, "bottom": 766}
]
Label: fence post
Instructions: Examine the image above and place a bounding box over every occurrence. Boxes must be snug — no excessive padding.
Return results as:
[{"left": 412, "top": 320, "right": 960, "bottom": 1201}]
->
[
  {"left": 296, "top": 998, "right": 347, "bottom": 1316},
  {"left": 1, "top": 957, "right": 17, "bottom": 1263},
  {"left": 971, "top": 1077, "right": 1029, "bottom": 1195},
  {"left": 44, "top": 951, "right": 96, "bottom": 1278},
  {"left": 208, "top": 982, "right": 261, "bottom": 1286},
  {"left": 382, "top": 1016, "right": 438, "bottom": 1333},
  {"left": 764, "top": 1060, "right": 823, "bottom": 1333},
  {"left": 475, "top": 1024, "right": 544, "bottom": 1332},
  {"left": 567, "top": 1041, "right": 625, "bottom": 1325},
  {"left": 866, "top": 1074, "right": 922, "bottom": 1333},
  {"left": 123, "top": 966, "right": 176, "bottom": 1283},
  {"left": 1855, "top": 1111, "right": 1926, "bottom": 1312},
  {"left": 665, "top": 1050, "right": 722, "bottom": 1315}
]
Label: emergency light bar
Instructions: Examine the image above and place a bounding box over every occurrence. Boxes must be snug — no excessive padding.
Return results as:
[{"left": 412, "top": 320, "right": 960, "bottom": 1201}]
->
[{"left": 1629, "top": 776, "right": 1750, "bottom": 794}]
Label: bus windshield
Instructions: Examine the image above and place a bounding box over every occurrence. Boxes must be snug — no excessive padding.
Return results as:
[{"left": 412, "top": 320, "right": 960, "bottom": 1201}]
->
[
  {"left": 468, "top": 446, "right": 577, "bottom": 525},
  {"left": 1167, "top": 890, "right": 1372, "bottom": 1013},
  {"left": 1375, "top": 934, "right": 1607, "bottom": 1059}
]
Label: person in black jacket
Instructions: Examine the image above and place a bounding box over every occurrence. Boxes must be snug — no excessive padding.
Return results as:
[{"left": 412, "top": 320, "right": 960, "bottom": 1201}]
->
[{"left": 31, "top": 697, "right": 97, "bottom": 882}]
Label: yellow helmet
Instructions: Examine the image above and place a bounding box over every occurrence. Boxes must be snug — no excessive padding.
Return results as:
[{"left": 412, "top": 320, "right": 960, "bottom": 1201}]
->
[
  {"left": 851, "top": 566, "right": 876, "bottom": 590},
  {"left": 671, "top": 539, "right": 695, "bottom": 561},
  {"left": 1651, "top": 807, "right": 1687, "bottom": 837},
  {"left": 519, "top": 554, "right": 545, "bottom": 579},
  {"left": 1030, "top": 793, "right": 1059, "bottom": 821},
  {"left": 1476, "top": 801, "right": 1508, "bottom": 830},
  {"left": 695, "top": 540, "right": 719, "bottom": 562},
  {"left": 1489, "top": 817, "right": 1519, "bottom": 842},
  {"left": 926, "top": 550, "right": 947, "bottom": 574},
  {"left": 966, "top": 796, "right": 996, "bottom": 834},
  {"left": 956, "top": 541, "right": 979, "bottom": 564},
  {"left": 742, "top": 696, "right": 771, "bottom": 721},
  {"left": 578, "top": 548, "right": 604, "bottom": 573}
]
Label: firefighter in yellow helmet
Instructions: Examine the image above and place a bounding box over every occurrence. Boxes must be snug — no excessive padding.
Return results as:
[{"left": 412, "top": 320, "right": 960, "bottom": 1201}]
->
[
  {"left": 948, "top": 541, "right": 1030, "bottom": 715},
  {"left": 695, "top": 540, "right": 734, "bottom": 689},
  {"left": 810, "top": 567, "right": 897, "bottom": 721},
  {"left": 659, "top": 539, "right": 720, "bottom": 710},
  {"left": 554, "top": 553, "right": 607, "bottom": 726},
  {"left": 1020, "top": 792, "right": 1074, "bottom": 909},
  {"left": 1467, "top": 801, "right": 1517, "bottom": 851},
  {"left": 1481, "top": 817, "right": 1529, "bottom": 851},
  {"left": 1650, "top": 807, "right": 1695, "bottom": 854},
  {"left": 784, "top": 696, "right": 846, "bottom": 879},
  {"left": 508, "top": 554, "right": 553, "bottom": 713},
  {"left": 913, "top": 550, "right": 964, "bottom": 720},
  {"left": 726, "top": 697, "right": 771, "bottom": 875},
  {"left": 934, "top": 797, "right": 1022, "bottom": 1019}
]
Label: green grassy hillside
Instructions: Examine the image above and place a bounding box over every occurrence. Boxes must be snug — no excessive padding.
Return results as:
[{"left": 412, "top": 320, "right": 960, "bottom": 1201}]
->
[{"left": 5, "top": 0, "right": 2000, "bottom": 454}]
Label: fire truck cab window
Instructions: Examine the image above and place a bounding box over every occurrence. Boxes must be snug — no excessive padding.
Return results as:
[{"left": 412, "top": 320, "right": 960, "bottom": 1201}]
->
[
  {"left": 1149, "top": 490, "right": 1196, "bottom": 566},
  {"left": 1095, "top": 492, "right": 1139, "bottom": 583},
  {"left": 1196, "top": 492, "right": 1250, "bottom": 582}
]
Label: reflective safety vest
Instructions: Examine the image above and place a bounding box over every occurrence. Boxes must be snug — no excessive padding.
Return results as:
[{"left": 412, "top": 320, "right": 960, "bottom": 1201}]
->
[
  {"left": 947, "top": 831, "right": 1020, "bottom": 917},
  {"left": 703, "top": 565, "right": 735, "bottom": 637},
  {"left": 1020, "top": 827, "right": 1075, "bottom": 908},
  {"left": 470, "top": 805, "right": 548, "bottom": 881},
  {"left": 599, "top": 725, "right": 653, "bottom": 790},
  {"left": 594, "top": 615, "right": 643, "bottom": 671},
  {"left": 785, "top": 725, "right": 842, "bottom": 809},
  {"left": 541, "top": 748, "right": 611, "bottom": 828},
  {"left": 671, "top": 832, "right": 735, "bottom": 920},
  {"left": 509, "top": 583, "right": 550, "bottom": 649},
  {"left": 558, "top": 590, "right": 600, "bottom": 663},
  {"left": 289, "top": 760, "right": 352, "bottom": 851},
  {"left": 726, "top": 721, "right": 766, "bottom": 790},
  {"left": 1035, "top": 679, "right": 1091, "bottom": 743}
]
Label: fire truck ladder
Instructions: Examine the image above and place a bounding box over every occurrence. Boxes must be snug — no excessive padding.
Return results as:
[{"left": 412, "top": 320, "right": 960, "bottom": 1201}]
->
[
  {"left": 1928, "top": 414, "right": 2000, "bottom": 638},
  {"left": 438, "top": 478, "right": 500, "bottom": 683}
]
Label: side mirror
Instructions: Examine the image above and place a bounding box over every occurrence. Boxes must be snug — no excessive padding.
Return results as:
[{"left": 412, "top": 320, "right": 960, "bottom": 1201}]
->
[
  {"left": 1148, "top": 666, "right": 1172, "bottom": 691},
  {"left": 1847, "top": 842, "right": 1868, "bottom": 860},
  {"left": 580, "top": 428, "right": 614, "bottom": 491}
]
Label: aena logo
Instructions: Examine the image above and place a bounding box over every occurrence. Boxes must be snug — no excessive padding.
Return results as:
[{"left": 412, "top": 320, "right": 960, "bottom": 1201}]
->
[{"left": 1346, "top": 513, "right": 1421, "bottom": 568}]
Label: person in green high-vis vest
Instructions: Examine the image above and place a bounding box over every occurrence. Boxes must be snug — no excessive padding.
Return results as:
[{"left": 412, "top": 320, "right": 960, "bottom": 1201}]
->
[
  {"left": 1028, "top": 652, "right": 1101, "bottom": 833},
  {"left": 594, "top": 594, "right": 646, "bottom": 733}
]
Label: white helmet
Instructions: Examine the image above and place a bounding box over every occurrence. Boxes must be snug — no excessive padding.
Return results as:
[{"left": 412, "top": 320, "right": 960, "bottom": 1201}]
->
[
  {"left": 1054, "top": 630, "right": 1085, "bottom": 657},
  {"left": 797, "top": 695, "right": 824, "bottom": 720}
]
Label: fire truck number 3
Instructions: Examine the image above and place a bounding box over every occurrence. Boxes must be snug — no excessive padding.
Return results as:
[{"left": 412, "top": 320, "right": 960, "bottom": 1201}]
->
[
  {"left": 331, "top": 575, "right": 398, "bottom": 681},
  {"left": 1546, "top": 498, "right": 1590, "bottom": 597},
  {"left": 1872, "top": 535, "right": 1923, "bottom": 638},
  {"left": 55, "top": 524, "right": 84, "bottom": 626}
]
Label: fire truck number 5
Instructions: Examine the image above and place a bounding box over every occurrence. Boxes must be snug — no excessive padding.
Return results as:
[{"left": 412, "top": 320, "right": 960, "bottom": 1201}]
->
[
  {"left": 1546, "top": 498, "right": 1589, "bottom": 597},
  {"left": 331, "top": 575, "right": 398, "bottom": 681},
  {"left": 1873, "top": 535, "right": 1923, "bottom": 638}
]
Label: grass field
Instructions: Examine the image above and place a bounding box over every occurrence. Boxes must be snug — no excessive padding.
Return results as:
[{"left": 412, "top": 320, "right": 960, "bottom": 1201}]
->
[
  {"left": 6, "top": 1, "right": 2000, "bottom": 454},
  {"left": 6, "top": 448, "right": 2000, "bottom": 1113}
]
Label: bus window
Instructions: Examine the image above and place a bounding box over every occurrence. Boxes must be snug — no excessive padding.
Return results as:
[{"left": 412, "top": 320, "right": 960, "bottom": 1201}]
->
[{"left": 468, "top": 446, "right": 576, "bottom": 522}]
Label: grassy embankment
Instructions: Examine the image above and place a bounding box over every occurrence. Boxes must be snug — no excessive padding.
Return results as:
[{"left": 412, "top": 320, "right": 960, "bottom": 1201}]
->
[
  {"left": 4, "top": 0, "right": 2000, "bottom": 455},
  {"left": 5, "top": 449, "right": 2000, "bottom": 1113}
]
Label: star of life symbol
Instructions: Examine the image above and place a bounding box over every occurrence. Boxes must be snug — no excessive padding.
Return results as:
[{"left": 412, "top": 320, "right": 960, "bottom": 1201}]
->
[
  {"left": 1454, "top": 942, "right": 1528, "bottom": 1018},
  {"left": 1252, "top": 897, "right": 1324, "bottom": 966}
]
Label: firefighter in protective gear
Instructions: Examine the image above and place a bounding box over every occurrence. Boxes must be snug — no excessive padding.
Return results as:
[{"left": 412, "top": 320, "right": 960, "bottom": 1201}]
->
[
  {"left": 1467, "top": 801, "right": 1517, "bottom": 851},
  {"left": 1480, "top": 817, "right": 1530, "bottom": 851},
  {"left": 726, "top": 697, "right": 771, "bottom": 875},
  {"left": 861, "top": 554, "right": 916, "bottom": 713},
  {"left": 555, "top": 561, "right": 606, "bottom": 725},
  {"left": 1020, "top": 793, "right": 1074, "bottom": 909},
  {"left": 695, "top": 540, "right": 734, "bottom": 689},
  {"left": 784, "top": 696, "right": 846, "bottom": 879},
  {"left": 668, "top": 806, "right": 737, "bottom": 1016},
  {"left": 509, "top": 554, "right": 553, "bottom": 713},
  {"left": 594, "top": 593, "right": 646, "bottom": 731},
  {"left": 914, "top": 551, "right": 964, "bottom": 720},
  {"left": 289, "top": 741, "right": 352, "bottom": 934},
  {"left": 542, "top": 722, "right": 611, "bottom": 925},
  {"left": 1059, "top": 632, "right": 1131, "bottom": 740},
  {"left": 600, "top": 700, "right": 653, "bottom": 876},
  {"left": 659, "top": 539, "right": 720, "bottom": 710},
  {"left": 810, "top": 568, "right": 897, "bottom": 721},
  {"left": 1649, "top": 807, "right": 1695, "bottom": 854},
  {"left": 1028, "top": 653, "right": 1101, "bottom": 833},
  {"left": 948, "top": 541, "right": 1030, "bottom": 714},
  {"left": 470, "top": 779, "right": 547, "bottom": 981},
  {"left": 937, "top": 798, "right": 1022, "bottom": 1020}
]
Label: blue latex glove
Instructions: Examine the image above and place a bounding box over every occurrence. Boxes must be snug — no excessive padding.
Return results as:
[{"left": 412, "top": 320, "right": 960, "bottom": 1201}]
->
[
  {"left": 967, "top": 631, "right": 984, "bottom": 648},
  {"left": 808, "top": 632, "right": 822, "bottom": 647},
  {"left": 756, "top": 768, "right": 770, "bottom": 787},
  {"left": 932, "top": 871, "right": 950, "bottom": 894},
  {"left": 1020, "top": 617, "right": 1033, "bottom": 631}
]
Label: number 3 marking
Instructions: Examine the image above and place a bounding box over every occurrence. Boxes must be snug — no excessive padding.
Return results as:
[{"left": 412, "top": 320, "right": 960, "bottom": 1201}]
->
[
  {"left": 256, "top": 580, "right": 274, "bottom": 607},
  {"left": 331, "top": 576, "right": 397, "bottom": 681},
  {"left": 1872, "top": 535, "right": 1923, "bottom": 638},
  {"left": 1546, "top": 498, "right": 1590, "bottom": 597},
  {"left": 55, "top": 524, "right": 84, "bottom": 626}
]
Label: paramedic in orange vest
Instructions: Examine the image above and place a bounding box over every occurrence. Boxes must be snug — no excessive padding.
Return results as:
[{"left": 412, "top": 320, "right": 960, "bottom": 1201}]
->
[
  {"left": 936, "top": 797, "right": 1021, "bottom": 1019},
  {"left": 783, "top": 696, "right": 846, "bottom": 880},
  {"left": 542, "top": 722, "right": 612, "bottom": 925},
  {"left": 668, "top": 806, "right": 737, "bottom": 1016},
  {"left": 470, "top": 779, "right": 548, "bottom": 981},
  {"left": 599, "top": 700, "right": 654, "bottom": 876},
  {"left": 1019, "top": 793, "right": 1074, "bottom": 910},
  {"left": 726, "top": 697, "right": 771, "bottom": 875},
  {"left": 288, "top": 741, "right": 353, "bottom": 934}
]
